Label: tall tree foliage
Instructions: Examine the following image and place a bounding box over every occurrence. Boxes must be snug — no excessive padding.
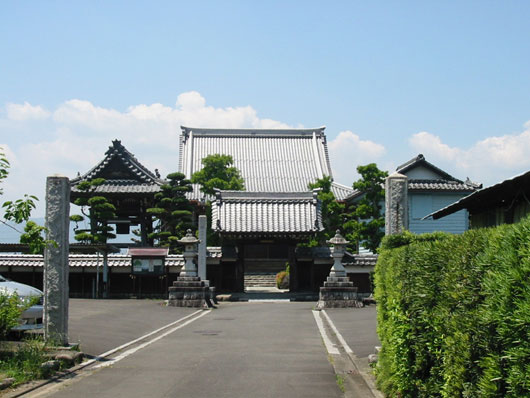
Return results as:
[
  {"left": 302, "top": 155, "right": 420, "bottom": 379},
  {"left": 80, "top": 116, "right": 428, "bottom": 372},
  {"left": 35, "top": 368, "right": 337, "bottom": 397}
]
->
[
  {"left": 147, "top": 172, "right": 193, "bottom": 253},
  {"left": 344, "top": 163, "right": 387, "bottom": 252},
  {"left": 191, "top": 154, "right": 244, "bottom": 196},
  {"left": 191, "top": 154, "right": 244, "bottom": 246},
  {"left": 0, "top": 148, "right": 52, "bottom": 253},
  {"left": 70, "top": 178, "right": 117, "bottom": 243},
  {"left": 305, "top": 175, "right": 345, "bottom": 247}
]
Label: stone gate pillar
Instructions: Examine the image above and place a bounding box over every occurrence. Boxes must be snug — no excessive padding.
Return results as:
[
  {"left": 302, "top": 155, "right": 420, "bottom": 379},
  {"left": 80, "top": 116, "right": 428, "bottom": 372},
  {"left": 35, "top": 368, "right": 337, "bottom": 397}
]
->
[
  {"left": 385, "top": 172, "right": 408, "bottom": 235},
  {"left": 44, "top": 175, "right": 70, "bottom": 345}
]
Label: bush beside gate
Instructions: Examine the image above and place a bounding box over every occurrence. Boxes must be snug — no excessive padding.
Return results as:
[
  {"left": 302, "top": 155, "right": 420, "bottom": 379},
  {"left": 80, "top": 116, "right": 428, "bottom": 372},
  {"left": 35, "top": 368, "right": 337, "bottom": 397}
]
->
[{"left": 374, "top": 218, "right": 530, "bottom": 398}]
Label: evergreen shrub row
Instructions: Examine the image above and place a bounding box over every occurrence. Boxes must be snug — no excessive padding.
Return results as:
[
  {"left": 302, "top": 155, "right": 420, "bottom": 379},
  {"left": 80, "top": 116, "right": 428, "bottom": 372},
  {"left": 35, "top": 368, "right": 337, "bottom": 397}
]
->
[{"left": 374, "top": 218, "right": 530, "bottom": 397}]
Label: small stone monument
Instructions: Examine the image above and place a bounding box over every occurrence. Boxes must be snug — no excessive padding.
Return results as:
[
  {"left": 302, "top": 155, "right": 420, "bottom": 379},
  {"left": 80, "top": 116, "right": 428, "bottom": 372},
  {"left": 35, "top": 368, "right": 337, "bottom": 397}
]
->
[
  {"left": 316, "top": 230, "right": 360, "bottom": 309},
  {"left": 385, "top": 172, "right": 408, "bottom": 235},
  {"left": 168, "top": 230, "right": 213, "bottom": 308}
]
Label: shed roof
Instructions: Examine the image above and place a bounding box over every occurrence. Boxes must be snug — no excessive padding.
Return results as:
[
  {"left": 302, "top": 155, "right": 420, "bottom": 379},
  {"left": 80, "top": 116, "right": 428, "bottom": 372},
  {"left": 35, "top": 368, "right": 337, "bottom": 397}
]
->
[
  {"left": 179, "top": 126, "right": 344, "bottom": 200},
  {"left": 427, "top": 169, "right": 530, "bottom": 220},
  {"left": 211, "top": 190, "right": 323, "bottom": 236}
]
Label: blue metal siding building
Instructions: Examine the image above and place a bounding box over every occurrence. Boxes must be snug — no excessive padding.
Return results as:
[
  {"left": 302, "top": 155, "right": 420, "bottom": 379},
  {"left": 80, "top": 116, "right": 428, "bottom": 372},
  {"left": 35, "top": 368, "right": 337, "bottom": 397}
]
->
[{"left": 396, "top": 154, "right": 480, "bottom": 234}]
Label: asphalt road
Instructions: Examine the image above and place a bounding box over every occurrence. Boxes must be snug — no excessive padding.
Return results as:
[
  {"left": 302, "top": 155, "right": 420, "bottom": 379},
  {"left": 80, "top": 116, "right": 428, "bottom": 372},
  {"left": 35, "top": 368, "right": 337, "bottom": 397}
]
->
[
  {"left": 67, "top": 299, "right": 198, "bottom": 356},
  {"left": 42, "top": 302, "right": 346, "bottom": 398},
  {"left": 325, "top": 306, "right": 380, "bottom": 358},
  {"left": 19, "top": 300, "right": 381, "bottom": 398}
]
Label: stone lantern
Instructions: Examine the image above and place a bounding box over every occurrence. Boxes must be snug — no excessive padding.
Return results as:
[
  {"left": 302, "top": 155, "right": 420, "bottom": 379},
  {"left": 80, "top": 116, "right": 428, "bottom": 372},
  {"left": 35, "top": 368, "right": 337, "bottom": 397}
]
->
[
  {"left": 316, "top": 229, "right": 360, "bottom": 309},
  {"left": 168, "top": 229, "right": 213, "bottom": 308},
  {"left": 327, "top": 230, "right": 349, "bottom": 277},
  {"left": 178, "top": 229, "right": 200, "bottom": 277}
]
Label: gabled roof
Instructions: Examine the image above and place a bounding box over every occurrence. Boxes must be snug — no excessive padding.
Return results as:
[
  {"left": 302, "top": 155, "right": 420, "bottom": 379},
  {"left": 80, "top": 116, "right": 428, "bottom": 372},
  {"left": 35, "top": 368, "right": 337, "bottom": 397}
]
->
[
  {"left": 179, "top": 126, "right": 335, "bottom": 200},
  {"left": 396, "top": 154, "right": 457, "bottom": 181},
  {"left": 71, "top": 140, "right": 164, "bottom": 195},
  {"left": 428, "top": 169, "right": 530, "bottom": 220},
  {"left": 396, "top": 154, "right": 479, "bottom": 192},
  {"left": 211, "top": 190, "right": 323, "bottom": 236}
]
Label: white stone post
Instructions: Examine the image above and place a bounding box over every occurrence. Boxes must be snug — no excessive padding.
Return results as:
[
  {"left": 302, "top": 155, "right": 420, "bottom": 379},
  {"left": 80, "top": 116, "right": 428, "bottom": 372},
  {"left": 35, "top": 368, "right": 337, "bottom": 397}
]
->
[
  {"left": 198, "top": 215, "right": 207, "bottom": 281},
  {"left": 385, "top": 172, "right": 408, "bottom": 235},
  {"left": 44, "top": 175, "right": 70, "bottom": 346}
]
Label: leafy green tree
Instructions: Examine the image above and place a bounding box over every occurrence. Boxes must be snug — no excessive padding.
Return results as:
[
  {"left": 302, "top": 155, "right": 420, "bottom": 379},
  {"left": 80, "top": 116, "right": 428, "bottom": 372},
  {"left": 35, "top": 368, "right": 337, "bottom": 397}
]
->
[
  {"left": 20, "top": 221, "right": 56, "bottom": 254},
  {"left": 3, "top": 194, "right": 38, "bottom": 224},
  {"left": 190, "top": 154, "right": 244, "bottom": 246},
  {"left": 191, "top": 154, "right": 244, "bottom": 196},
  {"left": 70, "top": 178, "right": 117, "bottom": 243},
  {"left": 0, "top": 292, "right": 24, "bottom": 338},
  {"left": 0, "top": 147, "right": 50, "bottom": 252},
  {"left": 343, "top": 163, "right": 388, "bottom": 253},
  {"left": 304, "top": 175, "right": 345, "bottom": 247},
  {"left": 0, "top": 150, "right": 9, "bottom": 194},
  {"left": 147, "top": 172, "right": 193, "bottom": 253}
]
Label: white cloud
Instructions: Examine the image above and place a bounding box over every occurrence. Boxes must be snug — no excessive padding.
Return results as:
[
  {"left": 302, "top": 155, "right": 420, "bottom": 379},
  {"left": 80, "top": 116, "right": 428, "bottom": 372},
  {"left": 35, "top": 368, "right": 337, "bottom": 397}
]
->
[
  {"left": 409, "top": 123, "right": 530, "bottom": 185},
  {"left": 328, "top": 130, "right": 386, "bottom": 185},
  {"left": 1, "top": 92, "right": 292, "bottom": 216},
  {"left": 6, "top": 102, "right": 50, "bottom": 121}
]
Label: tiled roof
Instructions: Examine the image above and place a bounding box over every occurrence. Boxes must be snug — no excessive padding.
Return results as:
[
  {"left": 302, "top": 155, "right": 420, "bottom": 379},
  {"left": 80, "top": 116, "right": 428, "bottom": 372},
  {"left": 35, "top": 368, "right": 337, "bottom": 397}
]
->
[
  {"left": 179, "top": 127, "right": 334, "bottom": 200},
  {"left": 71, "top": 140, "right": 163, "bottom": 195},
  {"left": 343, "top": 254, "right": 378, "bottom": 267},
  {"left": 0, "top": 248, "right": 224, "bottom": 268},
  {"left": 408, "top": 179, "right": 478, "bottom": 192},
  {"left": 331, "top": 182, "right": 355, "bottom": 201},
  {"left": 73, "top": 179, "right": 162, "bottom": 194},
  {"left": 211, "top": 191, "right": 323, "bottom": 234}
]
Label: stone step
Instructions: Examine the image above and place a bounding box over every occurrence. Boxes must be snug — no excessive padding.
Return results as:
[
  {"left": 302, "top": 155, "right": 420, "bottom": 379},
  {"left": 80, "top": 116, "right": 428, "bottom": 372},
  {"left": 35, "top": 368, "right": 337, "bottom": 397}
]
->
[{"left": 244, "top": 273, "right": 277, "bottom": 287}]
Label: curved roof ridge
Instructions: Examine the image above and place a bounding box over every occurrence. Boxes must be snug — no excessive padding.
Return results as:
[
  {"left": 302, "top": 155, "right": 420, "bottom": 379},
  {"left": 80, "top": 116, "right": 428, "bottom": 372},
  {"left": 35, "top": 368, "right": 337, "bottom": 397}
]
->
[{"left": 71, "top": 139, "right": 163, "bottom": 186}]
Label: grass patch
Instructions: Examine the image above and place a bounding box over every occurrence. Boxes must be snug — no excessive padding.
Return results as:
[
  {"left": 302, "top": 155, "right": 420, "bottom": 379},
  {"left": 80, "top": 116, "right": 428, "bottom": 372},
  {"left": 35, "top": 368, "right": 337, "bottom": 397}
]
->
[
  {"left": 0, "top": 339, "right": 55, "bottom": 386},
  {"left": 336, "top": 374, "right": 345, "bottom": 392}
]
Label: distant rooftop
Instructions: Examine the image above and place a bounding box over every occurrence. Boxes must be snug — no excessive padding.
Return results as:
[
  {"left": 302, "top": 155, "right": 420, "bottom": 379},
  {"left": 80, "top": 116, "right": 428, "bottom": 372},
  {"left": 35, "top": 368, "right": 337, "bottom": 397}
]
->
[{"left": 179, "top": 126, "right": 352, "bottom": 200}]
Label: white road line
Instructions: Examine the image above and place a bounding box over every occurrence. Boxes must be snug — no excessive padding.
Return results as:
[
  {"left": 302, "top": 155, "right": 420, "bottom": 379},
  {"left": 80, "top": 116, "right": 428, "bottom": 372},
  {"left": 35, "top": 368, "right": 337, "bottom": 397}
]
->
[
  {"left": 312, "top": 310, "right": 340, "bottom": 355},
  {"left": 321, "top": 310, "right": 353, "bottom": 354},
  {"left": 247, "top": 299, "right": 290, "bottom": 302},
  {"left": 82, "top": 309, "right": 204, "bottom": 368},
  {"left": 93, "top": 309, "right": 211, "bottom": 369}
]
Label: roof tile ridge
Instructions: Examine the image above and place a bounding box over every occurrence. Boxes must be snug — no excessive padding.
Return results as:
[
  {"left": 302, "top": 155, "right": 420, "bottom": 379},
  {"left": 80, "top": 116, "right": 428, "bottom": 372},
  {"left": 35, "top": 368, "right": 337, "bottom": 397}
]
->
[
  {"left": 113, "top": 145, "right": 161, "bottom": 183},
  {"left": 72, "top": 140, "right": 163, "bottom": 185},
  {"left": 397, "top": 154, "right": 463, "bottom": 183}
]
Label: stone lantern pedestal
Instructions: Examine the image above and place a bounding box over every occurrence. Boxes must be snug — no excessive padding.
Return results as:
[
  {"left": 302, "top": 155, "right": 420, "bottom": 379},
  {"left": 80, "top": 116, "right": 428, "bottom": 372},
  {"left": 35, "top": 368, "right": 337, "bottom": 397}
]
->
[
  {"left": 168, "top": 230, "right": 213, "bottom": 308},
  {"left": 316, "top": 230, "right": 361, "bottom": 309}
]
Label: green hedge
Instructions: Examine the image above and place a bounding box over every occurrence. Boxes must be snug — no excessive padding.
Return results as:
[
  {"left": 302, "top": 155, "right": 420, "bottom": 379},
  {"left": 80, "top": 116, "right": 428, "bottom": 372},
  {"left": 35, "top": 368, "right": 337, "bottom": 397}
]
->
[{"left": 374, "top": 219, "right": 530, "bottom": 398}]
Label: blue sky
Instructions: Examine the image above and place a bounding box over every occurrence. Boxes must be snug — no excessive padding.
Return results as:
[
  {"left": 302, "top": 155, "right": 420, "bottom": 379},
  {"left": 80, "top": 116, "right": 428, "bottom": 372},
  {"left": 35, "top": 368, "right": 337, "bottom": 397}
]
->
[{"left": 1, "top": 1, "right": 530, "bottom": 219}]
